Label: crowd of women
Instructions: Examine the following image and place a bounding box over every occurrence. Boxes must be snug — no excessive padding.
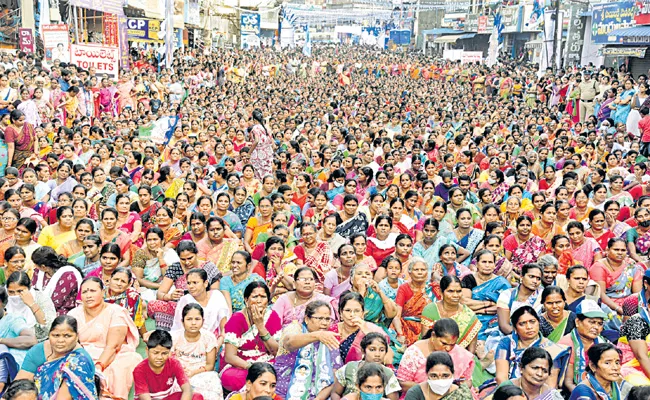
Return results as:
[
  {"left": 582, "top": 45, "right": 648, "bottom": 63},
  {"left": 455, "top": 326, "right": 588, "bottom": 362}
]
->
[{"left": 1, "top": 45, "right": 650, "bottom": 399}]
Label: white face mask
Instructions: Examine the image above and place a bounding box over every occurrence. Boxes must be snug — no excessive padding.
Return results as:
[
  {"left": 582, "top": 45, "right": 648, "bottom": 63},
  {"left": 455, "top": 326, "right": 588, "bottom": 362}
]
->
[
  {"left": 428, "top": 378, "right": 454, "bottom": 395},
  {"left": 488, "top": 178, "right": 497, "bottom": 185},
  {"left": 334, "top": 181, "right": 343, "bottom": 188}
]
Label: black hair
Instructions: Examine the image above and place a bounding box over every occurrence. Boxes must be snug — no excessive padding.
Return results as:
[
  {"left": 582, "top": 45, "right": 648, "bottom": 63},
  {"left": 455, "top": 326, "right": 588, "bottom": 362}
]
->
[
  {"left": 304, "top": 300, "right": 331, "bottom": 318},
  {"left": 80, "top": 276, "right": 104, "bottom": 291},
  {"left": 356, "top": 362, "right": 387, "bottom": 387},
  {"left": 628, "top": 386, "right": 650, "bottom": 400},
  {"left": 432, "top": 318, "right": 460, "bottom": 339},
  {"left": 522, "top": 263, "right": 543, "bottom": 277},
  {"left": 243, "top": 281, "right": 270, "bottom": 302},
  {"left": 541, "top": 285, "right": 566, "bottom": 303},
  {"left": 338, "top": 291, "right": 364, "bottom": 315},
  {"left": 360, "top": 332, "right": 388, "bottom": 353},
  {"left": 3, "top": 379, "right": 38, "bottom": 399},
  {"left": 492, "top": 385, "right": 525, "bottom": 400},
  {"left": 510, "top": 305, "right": 540, "bottom": 327},
  {"left": 182, "top": 303, "right": 204, "bottom": 320},
  {"left": 6, "top": 271, "right": 30, "bottom": 289},
  {"left": 177, "top": 240, "right": 199, "bottom": 254},
  {"left": 440, "top": 275, "right": 461, "bottom": 293},
  {"left": 520, "top": 347, "right": 553, "bottom": 370},
  {"left": 246, "top": 362, "right": 277, "bottom": 383},
  {"left": 425, "top": 352, "right": 454, "bottom": 374},
  {"left": 587, "top": 343, "right": 621, "bottom": 374},
  {"left": 146, "top": 329, "right": 173, "bottom": 349},
  {"left": 293, "top": 266, "right": 318, "bottom": 281}
]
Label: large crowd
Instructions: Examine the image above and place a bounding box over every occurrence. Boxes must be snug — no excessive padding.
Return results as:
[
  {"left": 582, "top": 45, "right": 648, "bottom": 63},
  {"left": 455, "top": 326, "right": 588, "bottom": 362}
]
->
[{"left": 1, "top": 44, "right": 650, "bottom": 400}]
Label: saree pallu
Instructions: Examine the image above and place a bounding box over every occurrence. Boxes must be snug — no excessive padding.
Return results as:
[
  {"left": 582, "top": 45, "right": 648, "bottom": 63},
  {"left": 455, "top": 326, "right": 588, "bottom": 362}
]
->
[
  {"left": 399, "top": 287, "right": 431, "bottom": 346},
  {"left": 472, "top": 276, "right": 511, "bottom": 340},
  {"left": 455, "top": 229, "right": 485, "bottom": 267},
  {"left": 6, "top": 123, "right": 36, "bottom": 170},
  {"left": 335, "top": 213, "right": 369, "bottom": 238},
  {"left": 510, "top": 236, "right": 546, "bottom": 275},
  {"left": 497, "top": 333, "right": 570, "bottom": 385},
  {"left": 35, "top": 348, "right": 98, "bottom": 399},
  {"left": 605, "top": 259, "right": 643, "bottom": 302},
  {"left": 421, "top": 303, "right": 481, "bottom": 349},
  {"left": 105, "top": 287, "right": 146, "bottom": 329},
  {"left": 197, "top": 238, "right": 241, "bottom": 274},
  {"left": 333, "top": 321, "right": 389, "bottom": 363}
]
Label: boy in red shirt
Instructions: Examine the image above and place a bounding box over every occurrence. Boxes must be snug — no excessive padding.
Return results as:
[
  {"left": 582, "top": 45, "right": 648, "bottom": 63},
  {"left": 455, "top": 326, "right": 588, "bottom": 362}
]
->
[{"left": 133, "top": 330, "right": 203, "bottom": 400}]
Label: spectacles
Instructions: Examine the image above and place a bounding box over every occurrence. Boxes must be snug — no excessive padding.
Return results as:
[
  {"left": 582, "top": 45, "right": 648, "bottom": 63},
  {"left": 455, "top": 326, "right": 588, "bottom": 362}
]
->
[
  {"left": 1, "top": 217, "right": 17, "bottom": 221},
  {"left": 309, "top": 316, "right": 332, "bottom": 323},
  {"left": 296, "top": 277, "right": 315, "bottom": 283}
]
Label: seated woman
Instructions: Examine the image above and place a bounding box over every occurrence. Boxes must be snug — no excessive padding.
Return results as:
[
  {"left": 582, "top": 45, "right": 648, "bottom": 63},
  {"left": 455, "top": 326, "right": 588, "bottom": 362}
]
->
[
  {"left": 274, "top": 300, "right": 342, "bottom": 400},
  {"left": 30, "top": 246, "right": 82, "bottom": 316},
  {"left": 349, "top": 263, "right": 398, "bottom": 333},
  {"left": 496, "top": 263, "right": 544, "bottom": 335},
  {"left": 273, "top": 266, "right": 336, "bottom": 328},
  {"left": 495, "top": 306, "right": 569, "bottom": 387},
  {"left": 171, "top": 303, "right": 224, "bottom": 400},
  {"left": 222, "top": 282, "right": 281, "bottom": 393},
  {"left": 566, "top": 221, "right": 602, "bottom": 270},
  {"left": 569, "top": 343, "right": 633, "bottom": 400},
  {"left": 496, "top": 347, "right": 564, "bottom": 400},
  {"left": 397, "top": 318, "right": 475, "bottom": 396},
  {"left": 539, "top": 286, "right": 576, "bottom": 343},
  {"left": 196, "top": 216, "right": 242, "bottom": 274},
  {"left": 148, "top": 240, "right": 221, "bottom": 331},
  {"left": 585, "top": 209, "right": 616, "bottom": 252},
  {"left": 461, "top": 249, "right": 511, "bottom": 341},
  {"left": 6, "top": 271, "right": 55, "bottom": 343},
  {"left": 56, "top": 218, "right": 95, "bottom": 267},
  {"left": 263, "top": 237, "right": 299, "bottom": 301},
  {"left": 451, "top": 208, "right": 485, "bottom": 267},
  {"left": 324, "top": 244, "right": 355, "bottom": 300},
  {"left": 293, "top": 222, "right": 333, "bottom": 292},
  {"left": 84, "top": 243, "right": 124, "bottom": 287},
  {"left": 171, "top": 268, "right": 230, "bottom": 338},
  {"left": 531, "top": 202, "right": 565, "bottom": 248},
  {"left": 503, "top": 215, "right": 546, "bottom": 277},
  {"left": 338, "top": 363, "right": 395, "bottom": 400},
  {"left": 0, "top": 218, "right": 39, "bottom": 277},
  {"left": 131, "top": 227, "right": 180, "bottom": 303},
  {"left": 36, "top": 206, "right": 76, "bottom": 249},
  {"left": 429, "top": 245, "right": 472, "bottom": 300},
  {"left": 332, "top": 292, "right": 393, "bottom": 365},
  {"left": 75, "top": 234, "right": 101, "bottom": 276},
  {"left": 365, "top": 215, "right": 399, "bottom": 271},
  {"left": 224, "top": 362, "right": 280, "bottom": 400},
  {"left": 591, "top": 237, "right": 643, "bottom": 320},
  {"left": 402, "top": 351, "right": 473, "bottom": 400},
  {"left": 16, "top": 315, "right": 98, "bottom": 399},
  {"left": 104, "top": 267, "right": 147, "bottom": 336},
  {"left": 331, "top": 333, "right": 401, "bottom": 400},
  {"left": 153, "top": 206, "right": 184, "bottom": 248},
  {"left": 68, "top": 277, "right": 143, "bottom": 400},
  {"left": 349, "top": 233, "right": 378, "bottom": 274},
  {"left": 422, "top": 276, "right": 481, "bottom": 353},
  {"left": 0, "top": 285, "right": 37, "bottom": 371},
  {"left": 394, "top": 258, "right": 432, "bottom": 347},
  {"left": 558, "top": 299, "right": 608, "bottom": 392},
  {"left": 378, "top": 257, "right": 405, "bottom": 301},
  {"left": 220, "top": 251, "right": 264, "bottom": 313},
  {"left": 564, "top": 265, "right": 599, "bottom": 313},
  {"left": 626, "top": 207, "right": 650, "bottom": 266},
  {"left": 98, "top": 208, "right": 131, "bottom": 268}
]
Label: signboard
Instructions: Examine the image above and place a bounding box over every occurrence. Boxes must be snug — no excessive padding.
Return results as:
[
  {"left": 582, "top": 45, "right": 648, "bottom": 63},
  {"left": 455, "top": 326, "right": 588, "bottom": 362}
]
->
[
  {"left": 502, "top": 6, "right": 522, "bottom": 33},
  {"left": 103, "top": 14, "right": 119, "bottom": 47},
  {"left": 70, "top": 44, "right": 119, "bottom": 79},
  {"left": 465, "top": 14, "right": 478, "bottom": 32},
  {"left": 564, "top": 4, "right": 587, "bottom": 66},
  {"left": 599, "top": 46, "right": 647, "bottom": 57},
  {"left": 127, "top": 18, "right": 163, "bottom": 42},
  {"left": 461, "top": 51, "right": 483, "bottom": 63},
  {"left": 18, "top": 29, "right": 34, "bottom": 53},
  {"left": 635, "top": 0, "right": 650, "bottom": 25},
  {"left": 42, "top": 24, "right": 70, "bottom": 62},
  {"left": 240, "top": 13, "right": 261, "bottom": 49},
  {"left": 591, "top": 1, "right": 636, "bottom": 44},
  {"left": 68, "top": 0, "right": 124, "bottom": 16},
  {"left": 478, "top": 16, "right": 489, "bottom": 34},
  {"left": 118, "top": 16, "right": 130, "bottom": 70}
]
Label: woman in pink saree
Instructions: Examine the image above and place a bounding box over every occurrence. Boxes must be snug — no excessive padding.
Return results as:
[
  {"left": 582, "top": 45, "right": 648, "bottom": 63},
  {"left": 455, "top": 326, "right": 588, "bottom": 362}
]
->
[
  {"left": 567, "top": 221, "right": 603, "bottom": 270},
  {"left": 68, "top": 277, "right": 143, "bottom": 400},
  {"left": 249, "top": 109, "right": 273, "bottom": 180}
]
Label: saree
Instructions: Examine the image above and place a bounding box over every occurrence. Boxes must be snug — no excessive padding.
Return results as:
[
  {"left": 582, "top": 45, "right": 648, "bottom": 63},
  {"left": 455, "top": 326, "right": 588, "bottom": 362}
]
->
[
  {"left": 68, "top": 303, "right": 143, "bottom": 400},
  {"left": 421, "top": 303, "right": 481, "bottom": 349},
  {"left": 571, "top": 238, "right": 602, "bottom": 270},
  {"left": 471, "top": 275, "right": 511, "bottom": 340},
  {"left": 335, "top": 213, "right": 369, "bottom": 238},
  {"left": 104, "top": 287, "right": 146, "bottom": 329},
  {"left": 561, "top": 328, "right": 607, "bottom": 386},
  {"left": 395, "top": 284, "right": 431, "bottom": 346},
  {"left": 590, "top": 258, "right": 643, "bottom": 305},
  {"left": 246, "top": 217, "right": 272, "bottom": 247},
  {"left": 505, "top": 235, "right": 546, "bottom": 275},
  {"left": 4, "top": 122, "right": 36, "bottom": 169},
  {"left": 196, "top": 237, "right": 241, "bottom": 273},
  {"left": 455, "top": 229, "right": 485, "bottom": 266},
  {"left": 274, "top": 322, "right": 342, "bottom": 400},
  {"left": 219, "top": 273, "right": 264, "bottom": 312},
  {"left": 34, "top": 348, "right": 98, "bottom": 399},
  {"left": 232, "top": 198, "right": 256, "bottom": 227},
  {"left": 496, "top": 333, "right": 570, "bottom": 383},
  {"left": 332, "top": 321, "right": 389, "bottom": 363},
  {"left": 299, "top": 242, "right": 333, "bottom": 292}
]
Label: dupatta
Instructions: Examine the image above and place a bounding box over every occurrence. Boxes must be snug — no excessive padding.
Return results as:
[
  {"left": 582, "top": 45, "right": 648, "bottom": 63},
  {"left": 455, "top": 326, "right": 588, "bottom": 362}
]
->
[{"left": 35, "top": 348, "right": 98, "bottom": 399}]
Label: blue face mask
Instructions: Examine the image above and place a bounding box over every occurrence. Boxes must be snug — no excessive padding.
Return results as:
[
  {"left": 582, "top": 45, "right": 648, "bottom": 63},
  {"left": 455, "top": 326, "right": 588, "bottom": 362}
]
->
[{"left": 359, "top": 392, "right": 383, "bottom": 400}]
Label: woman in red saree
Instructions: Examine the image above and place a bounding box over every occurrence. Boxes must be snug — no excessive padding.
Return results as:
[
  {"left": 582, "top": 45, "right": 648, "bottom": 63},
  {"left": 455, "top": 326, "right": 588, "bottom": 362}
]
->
[
  {"left": 365, "top": 215, "right": 398, "bottom": 273},
  {"left": 5, "top": 110, "right": 36, "bottom": 170},
  {"left": 394, "top": 258, "right": 431, "bottom": 347}
]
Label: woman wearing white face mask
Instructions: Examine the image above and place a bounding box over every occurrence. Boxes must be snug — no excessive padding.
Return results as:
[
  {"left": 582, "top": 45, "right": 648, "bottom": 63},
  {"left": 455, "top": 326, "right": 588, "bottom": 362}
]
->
[
  {"left": 6, "top": 271, "right": 55, "bottom": 343},
  {"left": 403, "top": 351, "right": 472, "bottom": 400}
]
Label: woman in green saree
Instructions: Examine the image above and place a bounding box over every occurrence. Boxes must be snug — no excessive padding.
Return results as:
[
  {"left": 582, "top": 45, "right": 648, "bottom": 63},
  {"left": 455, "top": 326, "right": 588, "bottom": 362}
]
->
[
  {"left": 539, "top": 286, "right": 576, "bottom": 343},
  {"left": 421, "top": 275, "right": 481, "bottom": 353},
  {"left": 350, "top": 263, "right": 398, "bottom": 331}
]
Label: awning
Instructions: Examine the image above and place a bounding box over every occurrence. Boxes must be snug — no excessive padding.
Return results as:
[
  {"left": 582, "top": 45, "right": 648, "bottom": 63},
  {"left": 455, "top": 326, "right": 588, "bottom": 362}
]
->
[
  {"left": 599, "top": 46, "right": 648, "bottom": 58},
  {"left": 433, "top": 34, "right": 466, "bottom": 43},
  {"left": 458, "top": 33, "right": 476, "bottom": 39},
  {"left": 609, "top": 26, "right": 650, "bottom": 37},
  {"left": 421, "top": 28, "right": 464, "bottom": 35},
  {"left": 525, "top": 39, "right": 543, "bottom": 49}
]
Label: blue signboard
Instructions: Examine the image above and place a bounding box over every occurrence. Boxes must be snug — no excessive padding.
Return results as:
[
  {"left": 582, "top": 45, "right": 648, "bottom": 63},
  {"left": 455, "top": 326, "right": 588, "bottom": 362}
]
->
[
  {"left": 389, "top": 30, "right": 411, "bottom": 45},
  {"left": 591, "top": 1, "right": 636, "bottom": 44},
  {"left": 240, "top": 13, "right": 261, "bottom": 48}
]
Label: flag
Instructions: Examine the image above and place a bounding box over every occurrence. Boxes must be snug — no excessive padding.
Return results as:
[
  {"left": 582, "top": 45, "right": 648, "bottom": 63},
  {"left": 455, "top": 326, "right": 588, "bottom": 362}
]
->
[{"left": 302, "top": 24, "right": 312, "bottom": 57}]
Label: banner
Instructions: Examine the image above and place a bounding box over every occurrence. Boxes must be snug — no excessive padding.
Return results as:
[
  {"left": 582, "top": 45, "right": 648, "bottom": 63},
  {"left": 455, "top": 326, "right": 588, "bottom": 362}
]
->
[
  {"left": 240, "top": 13, "right": 261, "bottom": 49},
  {"left": 478, "top": 16, "right": 489, "bottom": 34},
  {"left": 70, "top": 44, "right": 119, "bottom": 79},
  {"left": 103, "top": 14, "right": 119, "bottom": 47},
  {"left": 564, "top": 4, "right": 587, "bottom": 67},
  {"left": 42, "top": 24, "right": 70, "bottom": 62},
  {"left": 636, "top": 0, "right": 650, "bottom": 24},
  {"left": 139, "top": 124, "right": 153, "bottom": 140},
  {"left": 462, "top": 51, "right": 483, "bottom": 63},
  {"left": 127, "top": 18, "right": 163, "bottom": 42},
  {"left": 173, "top": 0, "right": 185, "bottom": 28},
  {"left": 18, "top": 29, "right": 35, "bottom": 53},
  {"left": 599, "top": 46, "right": 647, "bottom": 57},
  {"left": 118, "top": 16, "right": 130, "bottom": 70},
  {"left": 502, "top": 6, "right": 522, "bottom": 33},
  {"left": 591, "top": 1, "right": 636, "bottom": 44}
]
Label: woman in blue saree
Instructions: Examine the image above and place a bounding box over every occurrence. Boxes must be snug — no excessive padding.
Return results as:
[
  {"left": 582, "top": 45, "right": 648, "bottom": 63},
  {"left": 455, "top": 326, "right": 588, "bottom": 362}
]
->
[
  {"left": 461, "top": 249, "right": 511, "bottom": 340},
  {"left": 275, "top": 300, "right": 342, "bottom": 400},
  {"left": 569, "top": 343, "right": 633, "bottom": 400},
  {"left": 16, "top": 315, "right": 97, "bottom": 399},
  {"left": 613, "top": 80, "right": 636, "bottom": 126},
  {"left": 452, "top": 208, "right": 485, "bottom": 267}
]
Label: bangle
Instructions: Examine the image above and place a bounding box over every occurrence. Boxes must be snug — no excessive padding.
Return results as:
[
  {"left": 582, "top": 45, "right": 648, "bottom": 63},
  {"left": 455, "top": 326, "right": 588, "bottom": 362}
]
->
[
  {"left": 95, "top": 361, "right": 106, "bottom": 371},
  {"left": 27, "top": 303, "right": 36, "bottom": 309},
  {"left": 245, "top": 362, "right": 252, "bottom": 370},
  {"left": 260, "top": 333, "right": 271, "bottom": 342}
]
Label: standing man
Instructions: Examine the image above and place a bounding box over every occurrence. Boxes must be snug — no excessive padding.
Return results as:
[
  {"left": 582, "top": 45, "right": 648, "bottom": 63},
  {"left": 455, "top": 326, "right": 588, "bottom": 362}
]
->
[{"left": 579, "top": 71, "right": 599, "bottom": 122}]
